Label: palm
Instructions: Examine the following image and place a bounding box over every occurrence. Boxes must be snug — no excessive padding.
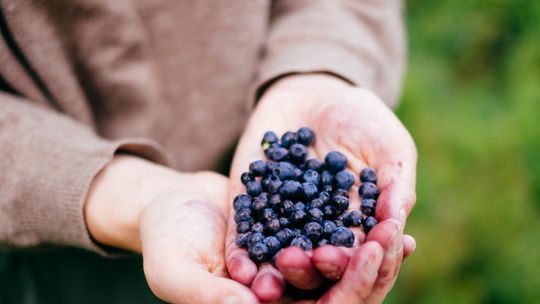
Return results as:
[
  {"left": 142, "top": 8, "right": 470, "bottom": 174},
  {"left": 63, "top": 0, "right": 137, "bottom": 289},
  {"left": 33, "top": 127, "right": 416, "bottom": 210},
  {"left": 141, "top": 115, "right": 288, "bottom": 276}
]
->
[{"left": 226, "top": 78, "right": 417, "bottom": 303}]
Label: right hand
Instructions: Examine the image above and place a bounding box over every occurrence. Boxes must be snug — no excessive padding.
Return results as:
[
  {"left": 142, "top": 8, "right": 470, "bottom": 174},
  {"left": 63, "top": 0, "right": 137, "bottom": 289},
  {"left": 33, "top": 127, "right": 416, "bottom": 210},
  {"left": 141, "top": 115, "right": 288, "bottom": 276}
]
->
[{"left": 85, "top": 155, "right": 258, "bottom": 304}]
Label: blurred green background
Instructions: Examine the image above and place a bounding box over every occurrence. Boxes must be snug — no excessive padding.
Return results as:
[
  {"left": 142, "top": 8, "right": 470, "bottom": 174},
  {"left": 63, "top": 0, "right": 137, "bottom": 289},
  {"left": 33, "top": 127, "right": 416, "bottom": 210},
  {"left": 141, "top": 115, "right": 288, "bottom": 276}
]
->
[{"left": 389, "top": 0, "right": 540, "bottom": 303}]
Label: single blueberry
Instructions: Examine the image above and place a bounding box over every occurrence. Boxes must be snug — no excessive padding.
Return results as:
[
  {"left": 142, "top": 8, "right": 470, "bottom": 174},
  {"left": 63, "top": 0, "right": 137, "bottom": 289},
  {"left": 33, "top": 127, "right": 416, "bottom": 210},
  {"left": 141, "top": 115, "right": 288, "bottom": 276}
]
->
[
  {"left": 271, "top": 147, "right": 289, "bottom": 162},
  {"left": 334, "top": 220, "right": 344, "bottom": 227},
  {"left": 294, "top": 202, "right": 306, "bottom": 211},
  {"left": 240, "top": 172, "right": 254, "bottom": 185},
  {"left": 275, "top": 228, "right": 295, "bottom": 246},
  {"left": 279, "top": 180, "right": 303, "bottom": 199},
  {"left": 265, "top": 218, "right": 281, "bottom": 235},
  {"left": 233, "top": 194, "right": 252, "bottom": 212},
  {"left": 293, "top": 229, "right": 302, "bottom": 237},
  {"left": 272, "top": 162, "right": 296, "bottom": 181},
  {"left": 235, "top": 233, "right": 250, "bottom": 247},
  {"left": 290, "top": 210, "right": 307, "bottom": 225},
  {"left": 317, "top": 238, "right": 330, "bottom": 247},
  {"left": 249, "top": 160, "right": 268, "bottom": 177},
  {"left": 303, "top": 170, "right": 321, "bottom": 186},
  {"left": 264, "top": 143, "right": 279, "bottom": 159},
  {"left": 362, "top": 216, "right": 378, "bottom": 233},
  {"left": 359, "top": 182, "right": 379, "bottom": 199},
  {"left": 246, "top": 180, "right": 262, "bottom": 197},
  {"left": 323, "top": 205, "right": 334, "bottom": 218},
  {"left": 247, "top": 232, "right": 265, "bottom": 247},
  {"left": 262, "top": 131, "right": 279, "bottom": 147},
  {"left": 264, "top": 236, "right": 282, "bottom": 255},
  {"left": 304, "top": 158, "right": 324, "bottom": 172},
  {"left": 269, "top": 194, "right": 281, "bottom": 210},
  {"left": 234, "top": 208, "right": 253, "bottom": 223},
  {"left": 268, "top": 179, "right": 283, "bottom": 194},
  {"left": 361, "top": 198, "right": 376, "bottom": 216},
  {"left": 310, "top": 198, "right": 325, "bottom": 209},
  {"left": 261, "top": 176, "right": 271, "bottom": 192},
  {"left": 308, "top": 207, "right": 324, "bottom": 223},
  {"left": 360, "top": 167, "right": 378, "bottom": 184},
  {"left": 337, "top": 212, "right": 351, "bottom": 227},
  {"left": 320, "top": 170, "right": 334, "bottom": 186},
  {"left": 281, "top": 131, "right": 298, "bottom": 148},
  {"left": 256, "top": 192, "right": 269, "bottom": 201},
  {"left": 322, "top": 220, "right": 337, "bottom": 237},
  {"left": 262, "top": 208, "right": 277, "bottom": 222},
  {"left": 249, "top": 242, "right": 269, "bottom": 264},
  {"left": 318, "top": 191, "right": 331, "bottom": 203},
  {"left": 302, "top": 182, "right": 318, "bottom": 200},
  {"left": 333, "top": 188, "right": 349, "bottom": 198},
  {"left": 290, "top": 235, "right": 313, "bottom": 251},
  {"left": 348, "top": 210, "right": 363, "bottom": 227},
  {"left": 289, "top": 143, "right": 308, "bottom": 164},
  {"left": 330, "top": 227, "right": 355, "bottom": 247},
  {"left": 237, "top": 221, "right": 252, "bottom": 234},
  {"left": 279, "top": 200, "right": 295, "bottom": 216},
  {"left": 297, "top": 127, "right": 316, "bottom": 146},
  {"left": 332, "top": 195, "right": 349, "bottom": 212},
  {"left": 251, "top": 222, "right": 264, "bottom": 234},
  {"left": 334, "top": 170, "right": 355, "bottom": 190},
  {"left": 279, "top": 217, "right": 290, "bottom": 228},
  {"left": 252, "top": 197, "right": 269, "bottom": 214},
  {"left": 294, "top": 168, "right": 303, "bottom": 180},
  {"left": 323, "top": 185, "right": 333, "bottom": 193},
  {"left": 324, "top": 151, "right": 348, "bottom": 173},
  {"left": 304, "top": 222, "right": 323, "bottom": 241}
]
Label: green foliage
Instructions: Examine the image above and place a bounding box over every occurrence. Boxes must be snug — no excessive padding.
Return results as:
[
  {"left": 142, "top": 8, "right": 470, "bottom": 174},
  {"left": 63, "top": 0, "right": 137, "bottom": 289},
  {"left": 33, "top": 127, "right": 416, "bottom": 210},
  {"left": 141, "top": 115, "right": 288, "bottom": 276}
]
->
[{"left": 388, "top": 1, "right": 540, "bottom": 303}]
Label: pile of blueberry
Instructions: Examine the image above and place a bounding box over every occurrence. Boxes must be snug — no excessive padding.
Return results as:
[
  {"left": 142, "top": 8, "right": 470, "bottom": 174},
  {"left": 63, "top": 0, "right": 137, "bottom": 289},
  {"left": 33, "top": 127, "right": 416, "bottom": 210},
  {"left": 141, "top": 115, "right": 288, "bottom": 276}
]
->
[{"left": 234, "top": 127, "right": 381, "bottom": 264}]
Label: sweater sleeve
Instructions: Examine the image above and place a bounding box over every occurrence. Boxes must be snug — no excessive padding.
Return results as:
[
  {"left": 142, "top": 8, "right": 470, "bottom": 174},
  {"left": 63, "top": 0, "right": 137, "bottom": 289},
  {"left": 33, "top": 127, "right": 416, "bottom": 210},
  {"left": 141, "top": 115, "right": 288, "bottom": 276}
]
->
[
  {"left": 0, "top": 92, "right": 170, "bottom": 254},
  {"left": 257, "top": 0, "right": 406, "bottom": 107}
]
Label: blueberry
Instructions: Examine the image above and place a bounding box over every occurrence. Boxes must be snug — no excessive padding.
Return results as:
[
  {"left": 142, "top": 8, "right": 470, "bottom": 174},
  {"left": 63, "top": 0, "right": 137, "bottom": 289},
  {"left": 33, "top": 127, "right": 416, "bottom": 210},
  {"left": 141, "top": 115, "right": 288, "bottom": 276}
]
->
[
  {"left": 334, "top": 220, "right": 344, "bottom": 227},
  {"left": 246, "top": 180, "right": 262, "bottom": 197},
  {"left": 290, "top": 235, "right": 313, "bottom": 251},
  {"left": 294, "top": 202, "right": 306, "bottom": 211},
  {"left": 290, "top": 210, "right": 307, "bottom": 225},
  {"left": 302, "top": 182, "right": 318, "bottom": 200},
  {"left": 310, "top": 198, "right": 325, "bottom": 209},
  {"left": 325, "top": 151, "right": 348, "bottom": 173},
  {"left": 256, "top": 192, "right": 269, "bottom": 201},
  {"left": 261, "top": 176, "right": 272, "bottom": 191},
  {"left": 249, "top": 160, "right": 268, "bottom": 177},
  {"left": 293, "top": 228, "right": 302, "bottom": 237},
  {"left": 264, "top": 236, "right": 282, "bottom": 255},
  {"left": 361, "top": 199, "right": 376, "bottom": 216},
  {"left": 304, "top": 158, "right": 324, "bottom": 171},
  {"left": 281, "top": 131, "right": 298, "bottom": 148},
  {"left": 318, "top": 191, "right": 331, "bottom": 203},
  {"left": 264, "top": 143, "right": 279, "bottom": 159},
  {"left": 308, "top": 207, "right": 324, "bottom": 223},
  {"left": 333, "top": 188, "right": 349, "bottom": 198},
  {"left": 323, "top": 205, "right": 334, "bottom": 218},
  {"left": 330, "top": 227, "right": 355, "bottom": 247},
  {"left": 332, "top": 195, "right": 349, "bottom": 211},
  {"left": 359, "top": 182, "right": 379, "bottom": 199},
  {"left": 302, "top": 170, "right": 321, "bottom": 185},
  {"left": 240, "top": 172, "right": 254, "bottom": 185},
  {"left": 321, "top": 170, "right": 334, "bottom": 186},
  {"left": 289, "top": 143, "right": 307, "bottom": 164},
  {"left": 317, "top": 239, "right": 330, "bottom": 247},
  {"left": 362, "top": 216, "right": 378, "bottom": 233},
  {"left": 237, "top": 221, "right": 252, "bottom": 233},
  {"left": 269, "top": 194, "right": 281, "bottom": 210},
  {"left": 234, "top": 208, "right": 252, "bottom": 223},
  {"left": 273, "top": 162, "right": 296, "bottom": 181},
  {"left": 268, "top": 180, "right": 283, "bottom": 194},
  {"left": 279, "top": 180, "right": 303, "bottom": 199},
  {"left": 304, "top": 222, "right": 323, "bottom": 241},
  {"left": 297, "top": 127, "right": 316, "bottom": 146},
  {"left": 265, "top": 218, "right": 281, "bottom": 235},
  {"left": 262, "top": 131, "right": 279, "bottom": 147},
  {"left": 322, "top": 184, "right": 333, "bottom": 193},
  {"left": 334, "top": 170, "right": 355, "bottom": 190},
  {"left": 348, "top": 210, "right": 363, "bottom": 227},
  {"left": 279, "top": 217, "right": 290, "bottom": 227},
  {"left": 337, "top": 212, "right": 351, "bottom": 227},
  {"left": 322, "top": 220, "right": 338, "bottom": 237},
  {"left": 276, "top": 228, "right": 295, "bottom": 246},
  {"left": 249, "top": 242, "right": 269, "bottom": 264},
  {"left": 279, "top": 200, "right": 295, "bottom": 216},
  {"left": 271, "top": 147, "right": 289, "bottom": 162},
  {"left": 360, "top": 167, "right": 378, "bottom": 184},
  {"left": 247, "top": 232, "right": 265, "bottom": 247},
  {"left": 294, "top": 168, "right": 303, "bottom": 180},
  {"left": 235, "top": 233, "right": 249, "bottom": 247},
  {"left": 251, "top": 222, "right": 264, "bottom": 234},
  {"left": 233, "top": 194, "right": 252, "bottom": 211},
  {"left": 262, "top": 208, "right": 277, "bottom": 222},
  {"left": 252, "top": 197, "right": 269, "bottom": 213}
]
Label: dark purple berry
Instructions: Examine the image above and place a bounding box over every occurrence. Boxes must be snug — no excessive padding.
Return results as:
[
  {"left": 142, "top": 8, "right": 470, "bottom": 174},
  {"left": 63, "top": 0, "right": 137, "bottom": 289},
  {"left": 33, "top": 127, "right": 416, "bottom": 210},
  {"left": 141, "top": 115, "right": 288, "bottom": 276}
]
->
[
  {"left": 322, "top": 220, "right": 337, "bottom": 237},
  {"left": 334, "top": 170, "right": 355, "bottom": 190},
  {"left": 363, "top": 216, "right": 378, "bottom": 233},
  {"left": 233, "top": 194, "right": 252, "bottom": 211},
  {"left": 333, "top": 188, "right": 349, "bottom": 198},
  {"left": 269, "top": 194, "right": 281, "bottom": 210},
  {"left": 321, "top": 170, "right": 334, "bottom": 186},
  {"left": 264, "top": 143, "right": 279, "bottom": 159},
  {"left": 361, "top": 199, "right": 376, "bottom": 216},
  {"left": 252, "top": 197, "right": 269, "bottom": 213},
  {"left": 308, "top": 207, "right": 324, "bottom": 223},
  {"left": 318, "top": 191, "right": 331, "bottom": 203},
  {"left": 271, "top": 147, "right": 289, "bottom": 162},
  {"left": 317, "top": 239, "right": 330, "bottom": 246},
  {"left": 290, "top": 210, "right": 307, "bottom": 225},
  {"left": 297, "top": 127, "right": 316, "bottom": 146},
  {"left": 246, "top": 180, "right": 262, "bottom": 197},
  {"left": 241, "top": 172, "right": 254, "bottom": 185},
  {"left": 262, "top": 208, "right": 277, "bottom": 222},
  {"left": 235, "top": 233, "right": 249, "bottom": 247},
  {"left": 281, "top": 131, "right": 298, "bottom": 148},
  {"left": 268, "top": 180, "right": 283, "bottom": 194},
  {"left": 304, "top": 222, "right": 323, "bottom": 241},
  {"left": 279, "top": 217, "right": 290, "bottom": 228},
  {"left": 249, "top": 160, "right": 268, "bottom": 177},
  {"left": 279, "top": 200, "right": 295, "bottom": 216},
  {"left": 289, "top": 143, "right": 307, "bottom": 164},
  {"left": 262, "top": 131, "right": 279, "bottom": 147},
  {"left": 302, "top": 170, "right": 321, "bottom": 185},
  {"left": 302, "top": 182, "right": 318, "bottom": 200},
  {"left": 332, "top": 195, "right": 349, "bottom": 212},
  {"left": 275, "top": 228, "right": 295, "bottom": 246},
  {"left": 294, "top": 168, "right": 303, "bottom": 180},
  {"left": 323, "top": 205, "right": 334, "bottom": 218},
  {"left": 279, "top": 180, "right": 303, "bottom": 199},
  {"left": 273, "top": 162, "right": 296, "bottom": 181},
  {"left": 310, "top": 198, "right": 325, "bottom": 209},
  {"left": 265, "top": 218, "right": 281, "bottom": 235},
  {"left": 249, "top": 242, "right": 269, "bottom": 263},
  {"left": 247, "top": 232, "right": 265, "bottom": 247},
  {"left": 305, "top": 158, "right": 324, "bottom": 171},
  {"left": 359, "top": 182, "right": 379, "bottom": 199},
  {"left": 360, "top": 167, "right": 378, "bottom": 184},
  {"left": 348, "top": 210, "right": 363, "bottom": 227},
  {"left": 294, "top": 202, "right": 306, "bottom": 211},
  {"left": 251, "top": 222, "right": 264, "bottom": 234},
  {"left": 290, "top": 235, "right": 313, "bottom": 251},
  {"left": 237, "top": 221, "right": 252, "bottom": 233},
  {"left": 324, "top": 151, "right": 348, "bottom": 173},
  {"left": 234, "top": 208, "right": 252, "bottom": 223},
  {"left": 330, "top": 227, "right": 355, "bottom": 247},
  {"left": 264, "top": 236, "right": 282, "bottom": 255}
]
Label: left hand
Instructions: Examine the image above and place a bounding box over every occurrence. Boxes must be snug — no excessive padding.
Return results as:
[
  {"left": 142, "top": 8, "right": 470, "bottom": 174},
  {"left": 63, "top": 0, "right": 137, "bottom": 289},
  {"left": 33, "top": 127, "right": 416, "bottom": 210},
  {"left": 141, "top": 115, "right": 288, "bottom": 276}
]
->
[{"left": 225, "top": 74, "right": 417, "bottom": 303}]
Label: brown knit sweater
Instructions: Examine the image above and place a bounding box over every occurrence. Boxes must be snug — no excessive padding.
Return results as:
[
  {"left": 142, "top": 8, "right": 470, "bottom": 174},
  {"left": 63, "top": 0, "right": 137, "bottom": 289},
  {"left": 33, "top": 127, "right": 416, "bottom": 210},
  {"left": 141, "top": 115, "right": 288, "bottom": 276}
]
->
[{"left": 0, "top": 0, "right": 405, "bottom": 253}]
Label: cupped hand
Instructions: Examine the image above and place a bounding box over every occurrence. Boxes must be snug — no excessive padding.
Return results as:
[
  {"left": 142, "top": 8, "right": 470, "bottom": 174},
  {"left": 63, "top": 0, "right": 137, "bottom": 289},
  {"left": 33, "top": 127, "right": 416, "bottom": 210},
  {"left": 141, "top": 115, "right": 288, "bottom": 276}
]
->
[
  {"left": 225, "top": 74, "right": 417, "bottom": 303},
  {"left": 85, "top": 156, "right": 258, "bottom": 304}
]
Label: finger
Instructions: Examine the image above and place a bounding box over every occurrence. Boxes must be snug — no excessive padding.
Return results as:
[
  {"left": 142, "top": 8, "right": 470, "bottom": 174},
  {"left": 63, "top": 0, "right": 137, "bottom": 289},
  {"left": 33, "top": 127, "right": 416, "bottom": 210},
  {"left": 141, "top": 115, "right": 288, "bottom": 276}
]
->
[
  {"left": 312, "top": 245, "right": 350, "bottom": 281},
  {"left": 318, "top": 241, "right": 384, "bottom": 303},
  {"left": 275, "top": 246, "right": 323, "bottom": 290},
  {"left": 226, "top": 212, "right": 258, "bottom": 285},
  {"left": 365, "top": 219, "right": 402, "bottom": 304},
  {"left": 144, "top": 259, "right": 258, "bottom": 304},
  {"left": 403, "top": 234, "right": 416, "bottom": 259},
  {"left": 251, "top": 263, "right": 286, "bottom": 302}
]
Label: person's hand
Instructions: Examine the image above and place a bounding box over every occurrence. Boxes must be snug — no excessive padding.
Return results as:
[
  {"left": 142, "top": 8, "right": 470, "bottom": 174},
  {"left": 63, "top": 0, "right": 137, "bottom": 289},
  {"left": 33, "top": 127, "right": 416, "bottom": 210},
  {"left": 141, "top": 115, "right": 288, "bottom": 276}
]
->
[
  {"left": 85, "top": 155, "right": 258, "bottom": 304},
  {"left": 225, "top": 74, "right": 417, "bottom": 303}
]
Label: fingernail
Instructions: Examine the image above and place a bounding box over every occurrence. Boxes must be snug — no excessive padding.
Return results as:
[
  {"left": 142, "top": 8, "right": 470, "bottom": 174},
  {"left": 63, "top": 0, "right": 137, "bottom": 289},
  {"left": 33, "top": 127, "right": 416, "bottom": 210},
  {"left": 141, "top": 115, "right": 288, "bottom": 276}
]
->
[
  {"left": 315, "top": 263, "right": 342, "bottom": 280},
  {"left": 283, "top": 268, "right": 306, "bottom": 281}
]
